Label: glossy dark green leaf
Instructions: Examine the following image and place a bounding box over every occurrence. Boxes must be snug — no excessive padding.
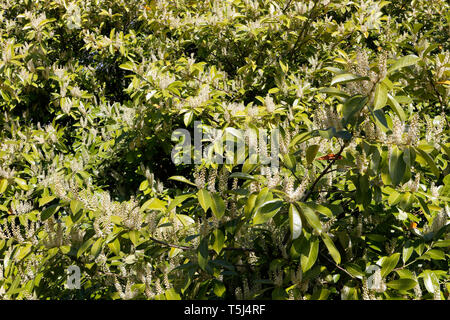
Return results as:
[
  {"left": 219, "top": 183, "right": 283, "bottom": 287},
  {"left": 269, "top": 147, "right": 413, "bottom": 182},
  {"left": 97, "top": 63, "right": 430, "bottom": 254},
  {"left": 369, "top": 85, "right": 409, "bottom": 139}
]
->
[
  {"left": 289, "top": 204, "right": 302, "bottom": 240},
  {"left": 386, "top": 279, "right": 417, "bottom": 290},
  {"left": 297, "top": 202, "right": 322, "bottom": 233},
  {"left": 198, "top": 237, "right": 209, "bottom": 271},
  {"left": 253, "top": 199, "right": 283, "bottom": 225},
  {"left": 342, "top": 95, "right": 368, "bottom": 124},
  {"left": 197, "top": 189, "right": 212, "bottom": 212},
  {"left": 41, "top": 204, "right": 59, "bottom": 221},
  {"left": 381, "top": 253, "right": 400, "bottom": 278},
  {"left": 389, "top": 146, "right": 406, "bottom": 186},
  {"left": 321, "top": 233, "right": 341, "bottom": 264},
  {"left": 210, "top": 193, "right": 226, "bottom": 219}
]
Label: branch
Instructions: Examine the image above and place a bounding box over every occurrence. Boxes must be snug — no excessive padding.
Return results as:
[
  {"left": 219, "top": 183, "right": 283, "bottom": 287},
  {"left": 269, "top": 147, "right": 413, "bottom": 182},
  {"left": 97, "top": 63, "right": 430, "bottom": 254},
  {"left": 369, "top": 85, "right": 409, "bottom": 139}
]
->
[
  {"left": 282, "top": 0, "right": 294, "bottom": 13},
  {"left": 149, "top": 236, "right": 193, "bottom": 250},
  {"left": 302, "top": 143, "right": 346, "bottom": 201},
  {"left": 148, "top": 236, "right": 256, "bottom": 252},
  {"left": 320, "top": 252, "right": 355, "bottom": 279}
]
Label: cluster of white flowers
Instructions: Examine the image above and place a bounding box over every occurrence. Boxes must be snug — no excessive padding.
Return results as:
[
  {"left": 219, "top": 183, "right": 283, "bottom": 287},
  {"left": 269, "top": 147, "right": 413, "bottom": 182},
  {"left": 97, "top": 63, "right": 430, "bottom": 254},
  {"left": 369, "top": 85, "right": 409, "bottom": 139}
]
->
[
  {"left": 369, "top": 268, "right": 386, "bottom": 293},
  {"left": 0, "top": 218, "right": 40, "bottom": 245},
  {"left": 293, "top": 0, "right": 316, "bottom": 15},
  {"left": 264, "top": 94, "right": 276, "bottom": 113},
  {"left": 402, "top": 172, "right": 421, "bottom": 193},
  {"left": 114, "top": 276, "right": 139, "bottom": 300},
  {"left": 279, "top": 121, "right": 299, "bottom": 155},
  {"left": 43, "top": 217, "right": 68, "bottom": 248},
  {"left": 218, "top": 166, "right": 229, "bottom": 195},
  {"left": 194, "top": 166, "right": 207, "bottom": 189},
  {"left": 388, "top": 115, "right": 420, "bottom": 146},
  {"left": 271, "top": 266, "right": 284, "bottom": 288},
  {"left": 313, "top": 104, "right": 342, "bottom": 131},
  {"left": 234, "top": 276, "right": 262, "bottom": 300},
  {"left": 224, "top": 102, "right": 246, "bottom": 122},
  {"left": 261, "top": 166, "right": 282, "bottom": 189},
  {"left": 354, "top": 149, "right": 369, "bottom": 174},
  {"left": 358, "top": 0, "right": 384, "bottom": 32},
  {"left": 424, "top": 208, "right": 449, "bottom": 234},
  {"left": 188, "top": 85, "right": 210, "bottom": 109},
  {"left": 345, "top": 50, "right": 377, "bottom": 96},
  {"left": 424, "top": 114, "right": 445, "bottom": 147},
  {"left": 283, "top": 175, "right": 308, "bottom": 203},
  {"left": 11, "top": 201, "right": 33, "bottom": 215}
]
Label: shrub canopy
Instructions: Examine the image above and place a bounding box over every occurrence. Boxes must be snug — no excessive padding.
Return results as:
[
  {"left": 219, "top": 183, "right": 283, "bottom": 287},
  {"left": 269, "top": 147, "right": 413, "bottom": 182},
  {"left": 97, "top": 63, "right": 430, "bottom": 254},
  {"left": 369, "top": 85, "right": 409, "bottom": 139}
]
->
[{"left": 0, "top": 0, "right": 449, "bottom": 300}]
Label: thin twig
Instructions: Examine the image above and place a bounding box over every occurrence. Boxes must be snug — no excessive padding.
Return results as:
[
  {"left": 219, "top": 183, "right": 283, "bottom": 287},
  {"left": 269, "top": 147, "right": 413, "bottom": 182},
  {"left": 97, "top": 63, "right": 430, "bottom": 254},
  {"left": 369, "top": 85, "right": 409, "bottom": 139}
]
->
[
  {"left": 320, "top": 252, "right": 355, "bottom": 279},
  {"left": 302, "top": 143, "right": 346, "bottom": 201},
  {"left": 148, "top": 236, "right": 256, "bottom": 252}
]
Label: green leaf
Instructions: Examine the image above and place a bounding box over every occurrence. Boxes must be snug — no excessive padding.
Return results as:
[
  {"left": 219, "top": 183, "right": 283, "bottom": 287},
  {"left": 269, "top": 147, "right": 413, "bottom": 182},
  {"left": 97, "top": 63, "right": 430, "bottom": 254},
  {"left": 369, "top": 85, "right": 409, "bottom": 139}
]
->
[
  {"left": 210, "top": 193, "right": 226, "bottom": 219},
  {"left": 253, "top": 200, "right": 283, "bottom": 225},
  {"left": 342, "top": 95, "right": 368, "bottom": 124},
  {"left": 300, "top": 236, "right": 319, "bottom": 273},
  {"left": 183, "top": 111, "right": 194, "bottom": 127},
  {"left": 319, "top": 87, "right": 350, "bottom": 98},
  {"left": 107, "top": 238, "right": 121, "bottom": 256},
  {"left": 289, "top": 131, "right": 314, "bottom": 148},
  {"left": 139, "top": 180, "right": 149, "bottom": 191},
  {"left": 373, "top": 82, "right": 388, "bottom": 110},
  {"left": 306, "top": 145, "right": 319, "bottom": 165},
  {"left": 91, "top": 238, "right": 103, "bottom": 257},
  {"left": 422, "top": 270, "right": 439, "bottom": 294},
  {"left": 70, "top": 200, "right": 83, "bottom": 215},
  {"left": 119, "top": 61, "right": 135, "bottom": 71},
  {"left": 289, "top": 204, "right": 302, "bottom": 240},
  {"left": 167, "top": 194, "right": 193, "bottom": 212},
  {"left": 165, "top": 288, "right": 181, "bottom": 300},
  {"left": 198, "top": 237, "right": 209, "bottom": 271},
  {"left": 297, "top": 202, "right": 322, "bottom": 233},
  {"left": 434, "top": 239, "right": 450, "bottom": 248},
  {"left": 17, "top": 243, "right": 32, "bottom": 261},
  {"left": 110, "top": 215, "right": 123, "bottom": 225},
  {"left": 197, "top": 189, "right": 212, "bottom": 212},
  {"left": 212, "top": 229, "right": 225, "bottom": 254},
  {"left": 317, "top": 127, "right": 336, "bottom": 139},
  {"left": 415, "top": 147, "right": 440, "bottom": 178},
  {"left": 305, "top": 203, "right": 335, "bottom": 218},
  {"left": 213, "top": 281, "right": 226, "bottom": 298},
  {"left": 389, "top": 146, "right": 406, "bottom": 186},
  {"left": 41, "top": 204, "right": 59, "bottom": 221},
  {"left": 386, "top": 279, "right": 417, "bottom": 291},
  {"left": 345, "top": 263, "right": 365, "bottom": 279},
  {"left": 381, "top": 253, "right": 400, "bottom": 278},
  {"left": 331, "top": 73, "right": 370, "bottom": 86},
  {"left": 176, "top": 214, "right": 195, "bottom": 227},
  {"left": 128, "top": 230, "right": 139, "bottom": 246},
  {"left": 388, "top": 55, "right": 420, "bottom": 74},
  {"left": 283, "top": 153, "right": 297, "bottom": 170},
  {"left": 39, "top": 195, "right": 56, "bottom": 207},
  {"left": 229, "top": 172, "right": 256, "bottom": 181},
  {"left": 402, "top": 241, "right": 414, "bottom": 264},
  {"left": 168, "top": 176, "right": 197, "bottom": 186},
  {"left": 0, "top": 179, "right": 7, "bottom": 194},
  {"left": 321, "top": 233, "right": 341, "bottom": 264},
  {"left": 141, "top": 198, "right": 166, "bottom": 211},
  {"left": 424, "top": 249, "right": 445, "bottom": 260},
  {"left": 387, "top": 94, "right": 407, "bottom": 121},
  {"left": 14, "top": 177, "right": 28, "bottom": 190},
  {"left": 77, "top": 238, "right": 94, "bottom": 258},
  {"left": 272, "top": 287, "right": 288, "bottom": 300}
]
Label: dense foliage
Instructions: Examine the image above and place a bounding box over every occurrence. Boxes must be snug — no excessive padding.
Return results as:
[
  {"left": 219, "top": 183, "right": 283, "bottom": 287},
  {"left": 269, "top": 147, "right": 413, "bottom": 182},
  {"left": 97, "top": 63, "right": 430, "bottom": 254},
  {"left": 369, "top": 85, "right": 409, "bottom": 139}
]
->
[{"left": 0, "top": 0, "right": 449, "bottom": 300}]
